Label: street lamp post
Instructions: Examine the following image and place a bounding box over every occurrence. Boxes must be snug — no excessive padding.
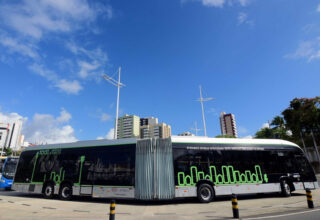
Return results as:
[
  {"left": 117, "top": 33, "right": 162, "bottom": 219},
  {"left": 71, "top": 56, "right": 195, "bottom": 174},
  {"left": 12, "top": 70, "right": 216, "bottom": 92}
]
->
[
  {"left": 197, "top": 85, "right": 214, "bottom": 137},
  {"left": 102, "top": 67, "right": 125, "bottom": 139}
]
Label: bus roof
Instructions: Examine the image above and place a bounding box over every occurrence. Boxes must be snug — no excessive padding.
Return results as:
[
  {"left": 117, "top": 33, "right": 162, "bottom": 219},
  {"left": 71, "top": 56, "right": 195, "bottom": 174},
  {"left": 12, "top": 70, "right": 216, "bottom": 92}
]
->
[
  {"left": 23, "top": 138, "right": 137, "bottom": 151},
  {"left": 171, "top": 136, "right": 300, "bottom": 148},
  {"left": 23, "top": 136, "right": 301, "bottom": 152}
]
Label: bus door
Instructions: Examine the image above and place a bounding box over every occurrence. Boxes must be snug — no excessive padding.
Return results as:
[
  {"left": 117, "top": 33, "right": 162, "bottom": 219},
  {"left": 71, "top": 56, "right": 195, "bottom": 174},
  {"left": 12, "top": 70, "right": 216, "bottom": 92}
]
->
[
  {"left": 80, "top": 159, "right": 94, "bottom": 195},
  {"left": 294, "top": 154, "right": 316, "bottom": 189}
]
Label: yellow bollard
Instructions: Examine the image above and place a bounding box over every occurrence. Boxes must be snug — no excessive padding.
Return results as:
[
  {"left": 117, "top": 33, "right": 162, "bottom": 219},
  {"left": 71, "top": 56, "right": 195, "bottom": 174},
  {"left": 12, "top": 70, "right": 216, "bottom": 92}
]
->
[
  {"left": 109, "top": 200, "right": 116, "bottom": 220},
  {"left": 231, "top": 194, "right": 239, "bottom": 218},
  {"left": 306, "top": 189, "right": 314, "bottom": 209}
]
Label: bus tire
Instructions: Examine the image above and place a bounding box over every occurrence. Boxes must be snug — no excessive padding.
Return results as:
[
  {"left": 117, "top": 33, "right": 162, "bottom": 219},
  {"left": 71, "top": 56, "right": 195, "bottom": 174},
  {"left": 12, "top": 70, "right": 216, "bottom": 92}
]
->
[
  {"left": 280, "top": 180, "right": 291, "bottom": 197},
  {"left": 43, "top": 183, "right": 54, "bottom": 199},
  {"left": 59, "top": 183, "right": 73, "bottom": 200},
  {"left": 197, "top": 183, "right": 214, "bottom": 203}
]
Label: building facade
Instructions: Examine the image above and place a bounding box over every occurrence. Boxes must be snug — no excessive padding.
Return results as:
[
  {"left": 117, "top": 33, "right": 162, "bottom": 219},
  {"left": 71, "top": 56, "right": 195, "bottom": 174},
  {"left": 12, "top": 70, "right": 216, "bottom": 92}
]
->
[
  {"left": 116, "top": 115, "right": 172, "bottom": 139},
  {"left": 219, "top": 112, "right": 238, "bottom": 137},
  {"left": 140, "top": 122, "right": 171, "bottom": 139},
  {"left": 116, "top": 115, "right": 140, "bottom": 139},
  {"left": 0, "top": 120, "right": 27, "bottom": 155}
]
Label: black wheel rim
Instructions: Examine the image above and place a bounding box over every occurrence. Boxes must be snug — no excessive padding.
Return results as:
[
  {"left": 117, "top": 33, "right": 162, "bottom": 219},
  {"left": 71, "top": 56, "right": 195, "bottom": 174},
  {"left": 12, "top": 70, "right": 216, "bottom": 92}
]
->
[
  {"left": 45, "top": 186, "right": 52, "bottom": 196},
  {"left": 62, "top": 186, "right": 71, "bottom": 198},
  {"left": 200, "top": 187, "right": 211, "bottom": 200}
]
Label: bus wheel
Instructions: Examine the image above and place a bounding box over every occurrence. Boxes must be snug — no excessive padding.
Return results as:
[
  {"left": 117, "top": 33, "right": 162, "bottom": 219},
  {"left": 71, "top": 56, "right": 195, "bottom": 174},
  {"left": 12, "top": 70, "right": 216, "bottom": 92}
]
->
[
  {"left": 197, "top": 183, "right": 214, "bottom": 203},
  {"left": 280, "top": 180, "right": 291, "bottom": 197},
  {"left": 59, "top": 183, "right": 73, "bottom": 200},
  {"left": 43, "top": 183, "right": 54, "bottom": 199}
]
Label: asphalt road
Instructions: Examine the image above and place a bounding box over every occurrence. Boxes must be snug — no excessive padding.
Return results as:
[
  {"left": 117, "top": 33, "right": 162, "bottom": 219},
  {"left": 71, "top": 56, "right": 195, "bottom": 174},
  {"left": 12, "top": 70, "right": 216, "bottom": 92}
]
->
[{"left": 1, "top": 188, "right": 320, "bottom": 220}]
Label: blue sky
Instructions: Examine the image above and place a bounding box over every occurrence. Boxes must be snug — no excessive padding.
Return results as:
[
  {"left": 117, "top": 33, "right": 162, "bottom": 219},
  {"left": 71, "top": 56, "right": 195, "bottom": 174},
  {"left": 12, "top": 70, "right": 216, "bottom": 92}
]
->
[{"left": 0, "top": 0, "right": 320, "bottom": 143}]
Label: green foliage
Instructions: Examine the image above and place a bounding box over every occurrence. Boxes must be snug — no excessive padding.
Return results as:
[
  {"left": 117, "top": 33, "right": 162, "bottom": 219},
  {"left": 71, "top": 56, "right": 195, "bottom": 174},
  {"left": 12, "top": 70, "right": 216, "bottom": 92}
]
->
[
  {"left": 4, "top": 147, "right": 13, "bottom": 156},
  {"left": 255, "top": 97, "right": 320, "bottom": 146},
  {"left": 215, "top": 135, "right": 236, "bottom": 138}
]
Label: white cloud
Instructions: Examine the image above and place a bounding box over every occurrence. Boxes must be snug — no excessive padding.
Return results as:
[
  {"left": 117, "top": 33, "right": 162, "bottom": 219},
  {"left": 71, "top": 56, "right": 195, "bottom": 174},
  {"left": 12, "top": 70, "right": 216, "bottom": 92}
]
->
[
  {"left": 23, "top": 109, "right": 77, "bottom": 144},
  {"left": 261, "top": 123, "right": 270, "bottom": 129},
  {"left": 202, "top": 0, "right": 226, "bottom": 7},
  {"left": 0, "top": 109, "right": 77, "bottom": 144},
  {"left": 0, "top": 0, "right": 110, "bottom": 94},
  {"left": 0, "top": 34, "right": 38, "bottom": 59},
  {"left": 184, "top": 0, "right": 251, "bottom": 8},
  {"left": 29, "top": 63, "right": 58, "bottom": 82},
  {"left": 101, "top": 113, "right": 112, "bottom": 122},
  {"left": 0, "top": 0, "right": 112, "bottom": 40},
  {"left": 241, "top": 135, "right": 253, "bottom": 139},
  {"left": 55, "top": 79, "right": 83, "bottom": 95},
  {"left": 67, "top": 42, "right": 108, "bottom": 81},
  {"left": 238, "top": 12, "right": 248, "bottom": 24},
  {"left": 97, "top": 128, "right": 114, "bottom": 140},
  {"left": 239, "top": 0, "right": 250, "bottom": 7},
  {"left": 29, "top": 63, "right": 83, "bottom": 94},
  {"left": 78, "top": 60, "right": 100, "bottom": 79},
  {"left": 285, "top": 37, "right": 320, "bottom": 62},
  {"left": 317, "top": 4, "right": 320, "bottom": 12},
  {"left": 57, "top": 108, "right": 72, "bottom": 122},
  {"left": 0, "top": 112, "right": 28, "bottom": 124},
  {"left": 237, "top": 12, "right": 254, "bottom": 26}
]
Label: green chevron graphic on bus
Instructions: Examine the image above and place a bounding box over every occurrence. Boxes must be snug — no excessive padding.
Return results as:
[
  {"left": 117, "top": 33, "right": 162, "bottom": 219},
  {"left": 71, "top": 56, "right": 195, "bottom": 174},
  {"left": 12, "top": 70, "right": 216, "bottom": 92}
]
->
[
  {"left": 30, "top": 152, "right": 85, "bottom": 186},
  {"left": 177, "top": 165, "right": 268, "bottom": 186}
]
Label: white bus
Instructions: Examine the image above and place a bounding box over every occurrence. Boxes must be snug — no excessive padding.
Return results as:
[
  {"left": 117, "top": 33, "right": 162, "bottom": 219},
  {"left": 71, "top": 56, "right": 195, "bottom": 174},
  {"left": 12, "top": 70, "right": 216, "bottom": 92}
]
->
[{"left": 13, "top": 136, "right": 318, "bottom": 202}]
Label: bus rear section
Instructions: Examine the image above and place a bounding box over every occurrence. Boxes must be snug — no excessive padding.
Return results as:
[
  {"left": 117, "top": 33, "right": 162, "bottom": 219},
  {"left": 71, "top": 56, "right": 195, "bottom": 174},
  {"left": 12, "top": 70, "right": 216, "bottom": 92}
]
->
[
  {"left": 0, "top": 157, "right": 19, "bottom": 190},
  {"left": 171, "top": 138, "right": 318, "bottom": 202}
]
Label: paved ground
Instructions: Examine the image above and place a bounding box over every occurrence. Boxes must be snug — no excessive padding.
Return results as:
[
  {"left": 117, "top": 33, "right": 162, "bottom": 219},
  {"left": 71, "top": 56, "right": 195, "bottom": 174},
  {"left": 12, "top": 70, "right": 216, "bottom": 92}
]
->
[
  {"left": 0, "top": 189, "right": 320, "bottom": 220},
  {"left": 0, "top": 175, "right": 319, "bottom": 219}
]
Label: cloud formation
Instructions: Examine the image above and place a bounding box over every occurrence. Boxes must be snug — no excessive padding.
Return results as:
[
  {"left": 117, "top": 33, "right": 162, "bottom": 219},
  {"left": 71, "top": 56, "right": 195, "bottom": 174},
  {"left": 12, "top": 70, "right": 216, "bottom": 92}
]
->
[
  {"left": 184, "top": 0, "right": 251, "bottom": 8},
  {"left": 237, "top": 12, "right": 254, "bottom": 26},
  {"left": 0, "top": 0, "right": 110, "bottom": 95},
  {"left": 29, "top": 63, "right": 83, "bottom": 94},
  {"left": 97, "top": 128, "right": 114, "bottom": 140},
  {"left": 285, "top": 37, "right": 320, "bottom": 62},
  {"left": 0, "top": 109, "right": 77, "bottom": 144},
  {"left": 0, "top": 0, "right": 111, "bottom": 40}
]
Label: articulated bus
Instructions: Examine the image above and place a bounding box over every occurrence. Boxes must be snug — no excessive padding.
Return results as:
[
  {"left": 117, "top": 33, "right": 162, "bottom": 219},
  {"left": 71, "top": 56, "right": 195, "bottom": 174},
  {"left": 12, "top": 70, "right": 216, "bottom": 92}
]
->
[
  {"left": 12, "top": 137, "right": 318, "bottom": 202},
  {"left": 0, "top": 156, "right": 19, "bottom": 190}
]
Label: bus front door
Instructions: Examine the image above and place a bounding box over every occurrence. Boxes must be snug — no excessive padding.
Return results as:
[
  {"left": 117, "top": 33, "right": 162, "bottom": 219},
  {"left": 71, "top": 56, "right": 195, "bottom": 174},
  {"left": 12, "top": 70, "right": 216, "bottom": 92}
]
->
[{"left": 79, "top": 159, "right": 93, "bottom": 195}]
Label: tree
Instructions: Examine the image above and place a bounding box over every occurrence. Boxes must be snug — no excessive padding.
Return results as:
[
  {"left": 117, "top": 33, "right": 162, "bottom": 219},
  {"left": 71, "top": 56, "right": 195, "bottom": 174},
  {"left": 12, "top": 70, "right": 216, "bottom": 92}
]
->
[
  {"left": 4, "top": 147, "right": 13, "bottom": 156},
  {"left": 215, "top": 135, "right": 236, "bottom": 138},
  {"left": 255, "top": 127, "right": 274, "bottom": 139},
  {"left": 271, "top": 116, "right": 285, "bottom": 129}
]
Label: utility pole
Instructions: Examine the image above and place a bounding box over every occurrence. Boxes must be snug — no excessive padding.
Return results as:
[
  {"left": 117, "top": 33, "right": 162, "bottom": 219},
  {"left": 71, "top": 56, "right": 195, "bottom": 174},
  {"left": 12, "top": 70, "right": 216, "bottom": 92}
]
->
[
  {"left": 102, "top": 67, "right": 125, "bottom": 139},
  {"left": 190, "top": 121, "right": 201, "bottom": 136},
  {"left": 197, "top": 85, "right": 214, "bottom": 137}
]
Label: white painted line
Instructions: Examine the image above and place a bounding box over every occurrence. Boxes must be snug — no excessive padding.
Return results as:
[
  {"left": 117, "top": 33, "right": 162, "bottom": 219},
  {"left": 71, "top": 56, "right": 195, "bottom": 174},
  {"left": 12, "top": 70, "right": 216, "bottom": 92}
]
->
[{"left": 244, "top": 208, "right": 320, "bottom": 219}]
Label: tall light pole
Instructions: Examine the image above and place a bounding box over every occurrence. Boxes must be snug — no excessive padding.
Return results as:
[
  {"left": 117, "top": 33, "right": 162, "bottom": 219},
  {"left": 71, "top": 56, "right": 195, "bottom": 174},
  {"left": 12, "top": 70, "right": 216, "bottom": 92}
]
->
[
  {"left": 197, "top": 85, "right": 214, "bottom": 137},
  {"left": 102, "top": 67, "right": 125, "bottom": 139},
  {"left": 190, "top": 121, "right": 201, "bottom": 136}
]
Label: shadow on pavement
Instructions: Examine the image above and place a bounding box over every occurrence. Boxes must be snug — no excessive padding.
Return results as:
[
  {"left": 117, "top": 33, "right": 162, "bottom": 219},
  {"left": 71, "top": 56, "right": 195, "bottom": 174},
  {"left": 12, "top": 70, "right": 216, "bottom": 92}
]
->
[{"left": 0, "top": 189, "right": 307, "bottom": 206}]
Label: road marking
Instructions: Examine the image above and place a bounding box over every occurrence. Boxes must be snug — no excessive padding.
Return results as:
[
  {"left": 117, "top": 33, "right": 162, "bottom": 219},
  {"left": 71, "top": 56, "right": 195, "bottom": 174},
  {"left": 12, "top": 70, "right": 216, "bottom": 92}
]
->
[{"left": 245, "top": 208, "right": 320, "bottom": 219}]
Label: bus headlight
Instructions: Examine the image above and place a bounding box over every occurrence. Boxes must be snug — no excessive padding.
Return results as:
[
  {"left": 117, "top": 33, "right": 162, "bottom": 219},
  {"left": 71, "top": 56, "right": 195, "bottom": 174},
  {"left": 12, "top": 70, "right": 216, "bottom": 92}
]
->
[{"left": 1, "top": 179, "right": 5, "bottom": 183}]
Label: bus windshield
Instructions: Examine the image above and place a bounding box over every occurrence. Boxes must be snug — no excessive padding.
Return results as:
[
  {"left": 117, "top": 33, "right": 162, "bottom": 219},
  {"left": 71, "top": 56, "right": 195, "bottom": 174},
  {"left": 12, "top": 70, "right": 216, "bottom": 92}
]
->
[{"left": 2, "top": 161, "right": 18, "bottom": 179}]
